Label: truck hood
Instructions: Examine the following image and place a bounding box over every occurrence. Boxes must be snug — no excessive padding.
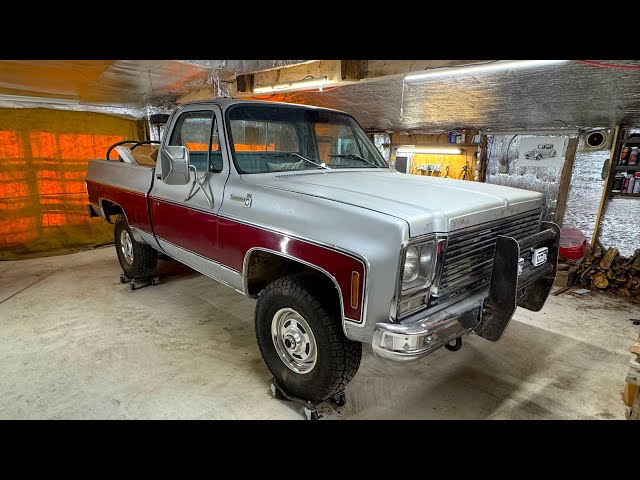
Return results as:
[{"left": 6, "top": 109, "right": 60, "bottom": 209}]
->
[{"left": 241, "top": 169, "right": 544, "bottom": 237}]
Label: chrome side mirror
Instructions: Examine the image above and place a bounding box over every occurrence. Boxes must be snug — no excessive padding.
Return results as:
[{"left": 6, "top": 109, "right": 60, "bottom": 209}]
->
[{"left": 160, "top": 146, "right": 190, "bottom": 185}]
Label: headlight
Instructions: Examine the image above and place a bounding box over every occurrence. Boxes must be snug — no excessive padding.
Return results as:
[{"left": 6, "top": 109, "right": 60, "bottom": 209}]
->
[
  {"left": 402, "top": 246, "right": 420, "bottom": 282},
  {"left": 401, "top": 240, "right": 437, "bottom": 291}
]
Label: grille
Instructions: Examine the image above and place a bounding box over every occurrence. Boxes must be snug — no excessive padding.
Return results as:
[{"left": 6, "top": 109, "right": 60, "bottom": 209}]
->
[{"left": 438, "top": 209, "right": 542, "bottom": 303}]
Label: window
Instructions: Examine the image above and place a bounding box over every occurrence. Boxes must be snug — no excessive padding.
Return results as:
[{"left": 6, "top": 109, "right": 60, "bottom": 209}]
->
[
  {"left": 230, "top": 120, "right": 299, "bottom": 152},
  {"left": 169, "top": 110, "right": 222, "bottom": 172},
  {"left": 227, "top": 105, "right": 388, "bottom": 174}
]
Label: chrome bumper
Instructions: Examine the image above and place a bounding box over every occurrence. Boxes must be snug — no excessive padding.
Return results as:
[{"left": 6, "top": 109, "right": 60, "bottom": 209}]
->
[
  {"left": 372, "top": 293, "right": 484, "bottom": 362},
  {"left": 372, "top": 221, "right": 560, "bottom": 362}
]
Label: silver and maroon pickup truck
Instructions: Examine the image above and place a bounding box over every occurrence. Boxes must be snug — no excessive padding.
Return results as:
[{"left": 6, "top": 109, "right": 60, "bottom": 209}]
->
[{"left": 86, "top": 99, "right": 559, "bottom": 403}]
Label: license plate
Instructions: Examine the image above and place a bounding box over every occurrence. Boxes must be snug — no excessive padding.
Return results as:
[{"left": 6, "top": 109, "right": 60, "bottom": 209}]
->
[{"left": 531, "top": 247, "right": 548, "bottom": 267}]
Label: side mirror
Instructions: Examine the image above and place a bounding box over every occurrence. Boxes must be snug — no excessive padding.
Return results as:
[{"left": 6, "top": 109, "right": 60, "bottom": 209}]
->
[{"left": 160, "top": 146, "right": 190, "bottom": 185}]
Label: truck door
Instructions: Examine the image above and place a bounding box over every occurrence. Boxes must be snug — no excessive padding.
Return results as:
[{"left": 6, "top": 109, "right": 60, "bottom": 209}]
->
[{"left": 150, "top": 104, "right": 233, "bottom": 283}]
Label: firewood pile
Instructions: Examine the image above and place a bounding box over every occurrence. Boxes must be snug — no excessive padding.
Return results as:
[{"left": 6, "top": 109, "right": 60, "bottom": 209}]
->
[{"left": 572, "top": 247, "right": 640, "bottom": 301}]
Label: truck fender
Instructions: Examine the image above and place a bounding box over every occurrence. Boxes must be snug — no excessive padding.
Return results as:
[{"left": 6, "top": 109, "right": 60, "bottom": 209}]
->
[
  {"left": 242, "top": 247, "right": 347, "bottom": 322},
  {"left": 99, "top": 198, "right": 147, "bottom": 244}
]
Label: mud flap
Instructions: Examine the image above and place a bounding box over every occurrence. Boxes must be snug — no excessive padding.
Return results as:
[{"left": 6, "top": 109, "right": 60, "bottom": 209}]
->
[{"left": 475, "top": 221, "right": 559, "bottom": 342}]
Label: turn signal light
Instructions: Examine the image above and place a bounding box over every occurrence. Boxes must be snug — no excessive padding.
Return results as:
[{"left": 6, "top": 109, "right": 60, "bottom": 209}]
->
[{"left": 351, "top": 271, "right": 360, "bottom": 309}]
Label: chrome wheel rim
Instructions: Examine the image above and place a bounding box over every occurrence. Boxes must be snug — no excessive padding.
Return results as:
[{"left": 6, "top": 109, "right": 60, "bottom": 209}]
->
[
  {"left": 120, "top": 229, "right": 134, "bottom": 265},
  {"left": 271, "top": 308, "right": 317, "bottom": 374}
]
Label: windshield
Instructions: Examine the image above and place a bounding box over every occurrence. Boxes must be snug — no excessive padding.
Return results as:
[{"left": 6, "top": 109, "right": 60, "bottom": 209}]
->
[{"left": 226, "top": 105, "right": 389, "bottom": 174}]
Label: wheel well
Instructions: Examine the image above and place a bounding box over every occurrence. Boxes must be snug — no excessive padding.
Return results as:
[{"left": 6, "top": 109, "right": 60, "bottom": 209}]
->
[
  {"left": 101, "top": 200, "right": 125, "bottom": 224},
  {"left": 245, "top": 250, "right": 342, "bottom": 312}
]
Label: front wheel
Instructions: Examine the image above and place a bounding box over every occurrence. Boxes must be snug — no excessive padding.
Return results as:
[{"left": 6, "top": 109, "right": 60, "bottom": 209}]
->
[
  {"left": 255, "top": 275, "right": 362, "bottom": 402},
  {"left": 114, "top": 215, "right": 157, "bottom": 279}
]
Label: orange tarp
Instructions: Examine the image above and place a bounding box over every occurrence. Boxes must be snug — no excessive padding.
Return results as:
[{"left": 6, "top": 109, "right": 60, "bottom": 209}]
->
[{"left": 0, "top": 108, "right": 143, "bottom": 259}]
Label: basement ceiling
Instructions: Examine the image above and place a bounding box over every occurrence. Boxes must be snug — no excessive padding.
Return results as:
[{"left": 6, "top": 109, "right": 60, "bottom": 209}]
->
[
  {"left": 277, "top": 60, "right": 640, "bottom": 132},
  {"left": 1, "top": 60, "right": 640, "bottom": 131},
  {"left": 0, "top": 60, "right": 311, "bottom": 116}
]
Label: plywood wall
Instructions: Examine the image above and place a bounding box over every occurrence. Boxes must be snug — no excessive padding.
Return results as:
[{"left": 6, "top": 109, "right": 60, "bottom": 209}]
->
[
  {"left": 0, "top": 108, "right": 144, "bottom": 259},
  {"left": 390, "top": 132, "right": 479, "bottom": 180}
]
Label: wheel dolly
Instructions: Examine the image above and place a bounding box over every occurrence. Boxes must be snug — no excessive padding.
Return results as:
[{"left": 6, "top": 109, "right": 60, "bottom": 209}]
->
[
  {"left": 119, "top": 273, "right": 159, "bottom": 291},
  {"left": 269, "top": 378, "right": 346, "bottom": 420}
]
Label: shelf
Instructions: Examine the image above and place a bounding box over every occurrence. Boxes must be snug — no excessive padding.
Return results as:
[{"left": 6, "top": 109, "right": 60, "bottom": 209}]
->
[
  {"left": 609, "top": 192, "right": 640, "bottom": 198},
  {"left": 621, "top": 140, "right": 640, "bottom": 146},
  {"left": 614, "top": 165, "right": 640, "bottom": 171}
]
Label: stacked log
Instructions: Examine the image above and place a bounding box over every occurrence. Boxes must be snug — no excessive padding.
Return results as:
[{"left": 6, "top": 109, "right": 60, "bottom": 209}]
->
[{"left": 572, "top": 247, "right": 640, "bottom": 302}]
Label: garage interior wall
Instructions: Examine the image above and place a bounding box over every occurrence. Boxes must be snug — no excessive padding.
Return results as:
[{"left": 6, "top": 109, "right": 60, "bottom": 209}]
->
[
  {"left": 564, "top": 133, "right": 640, "bottom": 257},
  {"left": 0, "top": 108, "right": 145, "bottom": 260},
  {"left": 390, "top": 132, "right": 480, "bottom": 178},
  {"left": 485, "top": 134, "right": 574, "bottom": 221}
]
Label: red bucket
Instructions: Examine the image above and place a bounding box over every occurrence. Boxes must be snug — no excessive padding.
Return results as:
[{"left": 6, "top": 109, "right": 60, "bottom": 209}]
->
[{"left": 559, "top": 228, "right": 587, "bottom": 263}]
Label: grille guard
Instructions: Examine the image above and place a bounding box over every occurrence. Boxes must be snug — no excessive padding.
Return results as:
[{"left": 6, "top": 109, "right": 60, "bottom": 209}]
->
[{"left": 475, "top": 221, "right": 560, "bottom": 342}]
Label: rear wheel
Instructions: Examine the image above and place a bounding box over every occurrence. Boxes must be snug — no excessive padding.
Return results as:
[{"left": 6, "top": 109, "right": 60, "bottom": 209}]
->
[
  {"left": 114, "top": 215, "right": 157, "bottom": 279},
  {"left": 255, "top": 274, "right": 362, "bottom": 402}
]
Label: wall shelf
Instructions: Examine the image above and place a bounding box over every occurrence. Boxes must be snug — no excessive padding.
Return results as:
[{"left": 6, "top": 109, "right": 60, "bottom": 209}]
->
[
  {"left": 605, "top": 128, "right": 640, "bottom": 200},
  {"left": 609, "top": 192, "right": 640, "bottom": 198}
]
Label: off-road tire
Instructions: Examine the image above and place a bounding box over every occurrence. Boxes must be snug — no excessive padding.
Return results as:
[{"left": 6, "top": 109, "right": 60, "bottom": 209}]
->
[
  {"left": 255, "top": 274, "right": 362, "bottom": 402},
  {"left": 114, "top": 215, "right": 157, "bottom": 279}
]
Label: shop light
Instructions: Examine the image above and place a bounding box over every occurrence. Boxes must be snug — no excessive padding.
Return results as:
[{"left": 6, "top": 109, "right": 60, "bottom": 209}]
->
[
  {"left": 404, "top": 60, "right": 569, "bottom": 82},
  {"left": 0, "top": 94, "right": 80, "bottom": 105},
  {"left": 253, "top": 76, "right": 328, "bottom": 94},
  {"left": 396, "top": 146, "right": 463, "bottom": 155}
]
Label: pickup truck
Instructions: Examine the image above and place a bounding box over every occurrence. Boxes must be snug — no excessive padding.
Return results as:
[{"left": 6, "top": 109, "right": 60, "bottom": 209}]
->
[{"left": 86, "top": 99, "right": 559, "bottom": 403}]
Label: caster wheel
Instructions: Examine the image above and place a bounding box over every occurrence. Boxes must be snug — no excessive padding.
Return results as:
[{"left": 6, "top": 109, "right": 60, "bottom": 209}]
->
[
  {"left": 130, "top": 283, "right": 137, "bottom": 291},
  {"left": 304, "top": 407, "right": 319, "bottom": 421},
  {"left": 119, "top": 274, "right": 128, "bottom": 284},
  {"left": 330, "top": 393, "right": 346, "bottom": 407},
  {"left": 270, "top": 383, "right": 285, "bottom": 400},
  {"left": 151, "top": 277, "right": 159, "bottom": 286}
]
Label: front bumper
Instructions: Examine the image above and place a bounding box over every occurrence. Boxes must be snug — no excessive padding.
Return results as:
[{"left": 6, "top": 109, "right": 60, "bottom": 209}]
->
[{"left": 372, "top": 221, "right": 560, "bottom": 362}]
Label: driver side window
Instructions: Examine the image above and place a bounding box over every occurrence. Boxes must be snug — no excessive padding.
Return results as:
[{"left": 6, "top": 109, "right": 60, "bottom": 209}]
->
[{"left": 169, "top": 110, "right": 221, "bottom": 172}]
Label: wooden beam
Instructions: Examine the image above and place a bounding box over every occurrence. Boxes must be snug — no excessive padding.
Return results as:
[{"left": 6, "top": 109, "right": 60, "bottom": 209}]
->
[
  {"left": 365, "top": 60, "right": 489, "bottom": 78},
  {"left": 236, "top": 74, "right": 254, "bottom": 94},
  {"left": 590, "top": 126, "right": 620, "bottom": 249},
  {"left": 253, "top": 60, "right": 342, "bottom": 88},
  {"left": 478, "top": 134, "right": 489, "bottom": 183},
  {"left": 627, "top": 358, "right": 640, "bottom": 386},
  {"left": 341, "top": 60, "right": 367, "bottom": 81},
  {"left": 554, "top": 136, "right": 579, "bottom": 227}
]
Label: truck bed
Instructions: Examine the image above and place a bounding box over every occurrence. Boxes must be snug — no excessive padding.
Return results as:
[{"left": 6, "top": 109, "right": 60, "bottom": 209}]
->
[{"left": 85, "top": 159, "right": 155, "bottom": 235}]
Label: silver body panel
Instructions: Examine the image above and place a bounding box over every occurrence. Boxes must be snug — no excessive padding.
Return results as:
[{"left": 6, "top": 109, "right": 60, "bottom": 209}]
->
[{"left": 86, "top": 99, "right": 547, "bottom": 352}]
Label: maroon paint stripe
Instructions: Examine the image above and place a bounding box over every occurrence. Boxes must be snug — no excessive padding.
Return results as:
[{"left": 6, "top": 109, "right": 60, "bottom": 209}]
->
[
  {"left": 152, "top": 198, "right": 365, "bottom": 322},
  {"left": 86, "top": 181, "right": 151, "bottom": 232},
  {"left": 86, "top": 182, "right": 365, "bottom": 322},
  {"left": 150, "top": 196, "right": 219, "bottom": 263}
]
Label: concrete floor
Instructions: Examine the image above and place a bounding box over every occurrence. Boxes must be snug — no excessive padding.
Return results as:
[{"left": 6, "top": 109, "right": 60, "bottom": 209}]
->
[{"left": 1, "top": 246, "right": 638, "bottom": 420}]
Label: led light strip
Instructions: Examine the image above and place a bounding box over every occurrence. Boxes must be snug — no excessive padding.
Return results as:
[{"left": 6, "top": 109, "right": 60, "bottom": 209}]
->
[{"left": 404, "top": 60, "right": 569, "bottom": 82}]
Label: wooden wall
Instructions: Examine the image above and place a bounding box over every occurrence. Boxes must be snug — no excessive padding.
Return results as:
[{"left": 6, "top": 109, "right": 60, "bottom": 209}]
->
[{"left": 390, "top": 132, "right": 480, "bottom": 180}]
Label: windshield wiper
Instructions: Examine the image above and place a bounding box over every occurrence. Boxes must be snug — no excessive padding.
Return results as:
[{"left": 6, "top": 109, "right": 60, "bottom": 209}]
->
[
  {"left": 274, "top": 152, "right": 331, "bottom": 169},
  {"left": 329, "top": 153, "right": 381, "bottom": 168}
]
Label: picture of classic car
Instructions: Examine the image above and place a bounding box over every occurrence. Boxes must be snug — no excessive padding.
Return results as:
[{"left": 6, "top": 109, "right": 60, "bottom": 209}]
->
[{"left": 524, "top": 144, "right": 557, "bottom": 160}]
